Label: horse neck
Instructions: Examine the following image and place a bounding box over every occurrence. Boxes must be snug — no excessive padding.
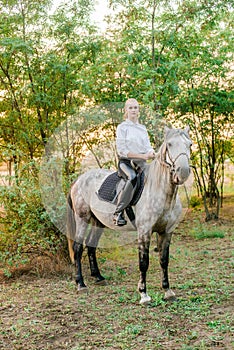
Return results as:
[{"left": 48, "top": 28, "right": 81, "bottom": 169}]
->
[{"left": 145, "top": 156, "right": 177, "bottom": 202}]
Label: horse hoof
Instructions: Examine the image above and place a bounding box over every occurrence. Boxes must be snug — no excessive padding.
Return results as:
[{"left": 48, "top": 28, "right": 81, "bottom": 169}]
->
[
  {"left": 164, "top": 289, "right": 176, "bottom": 301},
  {"left": 139, "top": 292, "right": 151, "bottom": 305},
  {"left": 77, "top": 285, "right": 88, "bottom": 294},
  {"left": 95, "top": 278, "right": 107, "bottom": 286}
]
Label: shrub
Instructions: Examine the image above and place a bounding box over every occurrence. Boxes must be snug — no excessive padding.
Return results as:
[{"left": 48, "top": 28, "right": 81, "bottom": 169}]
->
[
  {"left": 190, "top": 195, "right": 203, "bottom": 208},
  {"left": 0, "top": 173, "right": 67, "bottom": 271}
]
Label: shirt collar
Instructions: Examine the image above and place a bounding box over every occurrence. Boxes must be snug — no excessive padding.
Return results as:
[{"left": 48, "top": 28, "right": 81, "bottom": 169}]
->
[{"left": 125, "top": 119, "right": 139, "bottom": 125}]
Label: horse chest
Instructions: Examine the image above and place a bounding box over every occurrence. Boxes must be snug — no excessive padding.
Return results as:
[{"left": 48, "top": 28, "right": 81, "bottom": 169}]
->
[{"left": 136, "top": 192, "right": 179, "bottom": 234}]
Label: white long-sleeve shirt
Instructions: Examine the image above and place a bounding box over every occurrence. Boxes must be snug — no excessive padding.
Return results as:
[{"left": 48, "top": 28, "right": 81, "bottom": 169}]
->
[{"left": 116, "top": 120, "right": 154, "bottom": 158}]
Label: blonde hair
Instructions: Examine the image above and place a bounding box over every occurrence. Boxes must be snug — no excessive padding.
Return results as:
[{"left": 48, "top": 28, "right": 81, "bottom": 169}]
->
[{"left": 124, "top": 98, "right": 139, "bottom": 119}]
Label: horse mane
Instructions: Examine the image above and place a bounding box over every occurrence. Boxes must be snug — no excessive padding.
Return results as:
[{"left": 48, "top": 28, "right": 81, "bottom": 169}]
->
[{"left": 145, "top": 142, "right": 171, "bottom": 188}]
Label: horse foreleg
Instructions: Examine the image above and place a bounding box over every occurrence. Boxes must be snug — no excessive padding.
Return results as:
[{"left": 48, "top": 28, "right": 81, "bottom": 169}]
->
[
  {"left": 138, "top": 235, "right": 151, "bottom": 305},
  {"left": 157, "top": 232, "right": 176, "bottom": 300},
  {"left": 73, "top": 241, "right": 87, "bottom": 292}
]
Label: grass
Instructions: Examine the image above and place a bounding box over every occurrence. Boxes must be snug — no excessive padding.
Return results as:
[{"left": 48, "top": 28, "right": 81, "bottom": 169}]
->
[{"left": 190, "top": 225, "right": 225, "bottom": 239}]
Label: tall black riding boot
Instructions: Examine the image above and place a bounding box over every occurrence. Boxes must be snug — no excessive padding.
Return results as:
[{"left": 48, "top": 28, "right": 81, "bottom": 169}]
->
[{"left": 113, "top": 180, "right": 135, "bottom": 226}]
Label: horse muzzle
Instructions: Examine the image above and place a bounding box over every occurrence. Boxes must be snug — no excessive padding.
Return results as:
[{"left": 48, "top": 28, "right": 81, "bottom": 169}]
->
[{"left": 172, "top": 166, "right": 191, "bottom": 185}]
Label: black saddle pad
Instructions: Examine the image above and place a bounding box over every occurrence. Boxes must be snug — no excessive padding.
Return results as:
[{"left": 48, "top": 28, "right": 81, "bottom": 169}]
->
[
  {"left": 97, "top": 171, "right": 144, "bottom": 206},
  {"left": 97, "top": 172, "right": 121, "bottom": 203}
]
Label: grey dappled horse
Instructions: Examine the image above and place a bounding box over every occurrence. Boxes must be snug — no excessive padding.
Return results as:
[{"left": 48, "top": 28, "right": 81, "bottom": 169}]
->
[{"left": 67, "top": 126, "right": 192, "bottom": 304}]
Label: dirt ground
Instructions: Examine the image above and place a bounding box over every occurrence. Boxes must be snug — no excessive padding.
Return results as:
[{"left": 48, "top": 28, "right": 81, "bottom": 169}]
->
[{"left": 0, "top": 199, "right": 233, "bottom": 350}]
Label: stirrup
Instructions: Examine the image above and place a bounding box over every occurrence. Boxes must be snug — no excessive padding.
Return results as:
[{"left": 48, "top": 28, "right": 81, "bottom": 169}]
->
[{"left": 113, "top": 212, "right": 127, "bottom": 226}]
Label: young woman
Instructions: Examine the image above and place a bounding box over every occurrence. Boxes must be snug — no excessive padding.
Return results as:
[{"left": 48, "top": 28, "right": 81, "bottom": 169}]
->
[{"left": 113, "top": 98, "right": 155, "bottom": 226}]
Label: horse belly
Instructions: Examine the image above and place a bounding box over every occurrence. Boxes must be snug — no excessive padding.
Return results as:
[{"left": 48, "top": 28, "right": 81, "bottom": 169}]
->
[{"left": 90, "top": 203, "right": 136, "bottom": 232}]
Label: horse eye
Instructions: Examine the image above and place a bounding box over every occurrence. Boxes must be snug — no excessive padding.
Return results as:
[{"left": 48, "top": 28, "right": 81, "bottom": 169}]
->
[{"left": 168, "top": 142, "right": 172, "bottom": 147}]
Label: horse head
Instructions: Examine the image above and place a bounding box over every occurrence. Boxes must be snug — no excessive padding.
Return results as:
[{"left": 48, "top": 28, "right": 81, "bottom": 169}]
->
[{"left": 162, "top": 126, "right": 192, "bottom": 185}]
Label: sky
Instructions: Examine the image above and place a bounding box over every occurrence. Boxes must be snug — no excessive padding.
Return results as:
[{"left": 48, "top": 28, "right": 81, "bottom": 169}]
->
[{"left": 51, "top": 0, "right": 111, "bottom": 31}]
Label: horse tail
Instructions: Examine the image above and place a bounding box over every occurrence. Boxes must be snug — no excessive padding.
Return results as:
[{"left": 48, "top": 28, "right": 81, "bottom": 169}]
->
[
  {"left": 67, "top": 191, "right": 75, "bottom": 264},
  {"left": 67, "top": 237, "right": 75, "bottom": 265}
]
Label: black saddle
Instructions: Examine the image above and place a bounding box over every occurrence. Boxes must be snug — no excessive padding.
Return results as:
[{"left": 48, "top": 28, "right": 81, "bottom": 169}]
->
[{"left": 97, "top": 171, "right": 145, "bottom": 206}]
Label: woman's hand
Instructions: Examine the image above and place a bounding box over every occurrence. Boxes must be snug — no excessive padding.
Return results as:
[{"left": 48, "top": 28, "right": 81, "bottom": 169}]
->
[{"left": 144, "top": 151, "right": 156, "bottom": 160}]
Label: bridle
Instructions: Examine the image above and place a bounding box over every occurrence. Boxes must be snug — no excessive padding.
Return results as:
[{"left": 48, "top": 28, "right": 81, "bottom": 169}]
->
[{"left": 163, "top": 143, "right": 191, "bottom": 176}]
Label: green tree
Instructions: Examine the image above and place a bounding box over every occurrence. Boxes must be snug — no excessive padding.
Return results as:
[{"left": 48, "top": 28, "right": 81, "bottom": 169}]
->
[
  {"left": 0, "top": 0, "right": 98, "bottom": 168},
  {"left": 163, "top": 0, "right": 234, "bottom": 219},
  {"left": 0, "top": 0, "right": 103, "bottom": 266},
  {"left": 106, "top": 0, "right": 234, "bottom": 219}
]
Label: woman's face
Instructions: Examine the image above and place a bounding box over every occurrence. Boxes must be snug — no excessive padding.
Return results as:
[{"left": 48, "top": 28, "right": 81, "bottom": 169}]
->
[{"left": 126, "top": 101, "right": 139, "bottom": 122}]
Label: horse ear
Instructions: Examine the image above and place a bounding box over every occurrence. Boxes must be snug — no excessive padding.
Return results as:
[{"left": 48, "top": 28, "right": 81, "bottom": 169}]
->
[
  {"left": 161, "top": 126, "right": 170, "bottom": 161},
  {"left": 160, "top": 141, "right": 167, "bottom": 161},
  {"left": 164, "top": 126, "right": 170, "bottom": 136},
  {"left": 184, "top": 125, "right": 190, "bottom": 135}
]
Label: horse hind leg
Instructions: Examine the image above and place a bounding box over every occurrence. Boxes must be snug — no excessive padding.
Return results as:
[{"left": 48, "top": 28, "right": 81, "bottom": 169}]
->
[
  {"left": 67, "top": 184, "right": 93, "bottom": 293},
  {"left": 86, "top": 217, "right": 106, "bottom": 286},
  {"left": 70, "top": 212, "right": 89, "bottom": 292},
  {"left": 73, "top": 240, "right": 88, "bottom": 293}
]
